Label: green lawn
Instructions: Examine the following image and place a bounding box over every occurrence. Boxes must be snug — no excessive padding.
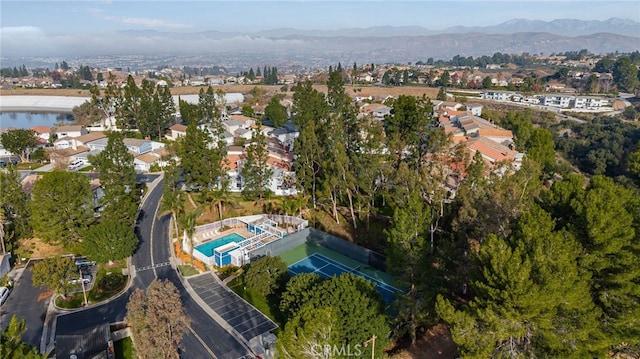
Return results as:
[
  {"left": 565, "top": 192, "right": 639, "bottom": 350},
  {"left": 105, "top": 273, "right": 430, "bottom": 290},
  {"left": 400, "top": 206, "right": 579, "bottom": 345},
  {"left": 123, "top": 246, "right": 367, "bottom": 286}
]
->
[
  {"left": 113, "top": 337, "right": 135, "bottom": 359},
  {"left": 55, "top": 261, "right": 128, "bottom": 309},
  {"left": 178, "top": 264, "right": 199, "bottom": 277}
]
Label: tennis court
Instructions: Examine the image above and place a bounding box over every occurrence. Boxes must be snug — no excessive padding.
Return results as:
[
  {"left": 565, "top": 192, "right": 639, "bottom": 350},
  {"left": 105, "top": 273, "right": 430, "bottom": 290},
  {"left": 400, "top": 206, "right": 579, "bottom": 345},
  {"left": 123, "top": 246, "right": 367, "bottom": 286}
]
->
[{"left": 289, "top": 252, "right": 399, "bottom": 303}]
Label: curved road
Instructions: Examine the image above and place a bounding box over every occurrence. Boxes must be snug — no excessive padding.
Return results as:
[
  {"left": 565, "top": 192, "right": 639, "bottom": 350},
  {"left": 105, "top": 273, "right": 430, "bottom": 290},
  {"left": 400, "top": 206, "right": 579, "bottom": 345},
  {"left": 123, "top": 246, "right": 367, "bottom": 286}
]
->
[{"left": 55, "top": 179, "right": 250, "bottom": 358}]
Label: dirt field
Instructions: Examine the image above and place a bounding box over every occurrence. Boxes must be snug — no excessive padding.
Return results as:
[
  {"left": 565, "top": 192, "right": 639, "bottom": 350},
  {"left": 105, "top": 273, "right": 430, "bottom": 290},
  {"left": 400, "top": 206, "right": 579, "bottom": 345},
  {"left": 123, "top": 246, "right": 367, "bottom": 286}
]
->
[
  {"left": 18, "top": 237, "right": 67, "bottom": 259},
  {"left": 390, "top": 324, "right": 458, "bottom": 359},
  {"left": 0, "top": 84, "right": 439, "bottom": 100}
]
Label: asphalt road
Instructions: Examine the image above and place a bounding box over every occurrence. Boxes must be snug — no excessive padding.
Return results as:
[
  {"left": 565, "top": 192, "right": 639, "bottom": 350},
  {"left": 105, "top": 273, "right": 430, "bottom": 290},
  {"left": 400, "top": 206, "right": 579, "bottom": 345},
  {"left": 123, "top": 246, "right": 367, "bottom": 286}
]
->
[
  {"left": 55, "top": 178, "right": 250, "bottom": 358},
  {"left": 0, "top": 262, "right": 51, "bottom": 349}
]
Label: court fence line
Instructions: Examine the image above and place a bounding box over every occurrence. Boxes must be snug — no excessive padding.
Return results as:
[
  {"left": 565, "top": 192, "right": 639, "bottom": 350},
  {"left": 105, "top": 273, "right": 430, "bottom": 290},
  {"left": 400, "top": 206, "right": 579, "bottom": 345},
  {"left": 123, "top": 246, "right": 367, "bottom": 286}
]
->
[
  {"left": 249, "top": 228, "right": 388, "bottom": 272},
  {"left": 288, "top": 253, "right": 398, "bottom": 301}
]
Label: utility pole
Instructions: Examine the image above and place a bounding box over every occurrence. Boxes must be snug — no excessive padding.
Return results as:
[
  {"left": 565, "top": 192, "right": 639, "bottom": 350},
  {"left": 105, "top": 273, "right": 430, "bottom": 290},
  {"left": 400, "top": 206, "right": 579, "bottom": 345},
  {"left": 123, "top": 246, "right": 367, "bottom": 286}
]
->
[
  {"left": 0, "top": 216, "right": 6, "bottom": 255},
  {"left": 363, "top": 334, "right": 376, "bottom": 359}
]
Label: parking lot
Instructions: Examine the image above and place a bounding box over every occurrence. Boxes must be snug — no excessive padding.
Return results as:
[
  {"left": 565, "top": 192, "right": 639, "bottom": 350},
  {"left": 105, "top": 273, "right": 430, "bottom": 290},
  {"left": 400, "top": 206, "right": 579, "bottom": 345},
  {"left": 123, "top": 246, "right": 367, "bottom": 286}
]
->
[
  {"left": 187, "top": 274, "right": 278, "bottom": 343},
  {"left": 0, "top": 262, "right": 51, "bottom": 350},
  {"left": 68, "top": 260, "right": 99, "bottom": 293}
]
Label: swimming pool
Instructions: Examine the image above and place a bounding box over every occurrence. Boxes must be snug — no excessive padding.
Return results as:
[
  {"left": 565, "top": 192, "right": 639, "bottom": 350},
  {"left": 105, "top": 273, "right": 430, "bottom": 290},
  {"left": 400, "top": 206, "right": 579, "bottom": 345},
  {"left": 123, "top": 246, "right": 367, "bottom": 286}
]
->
[{"left": 195, "top": 233, "right": 246, "bottom": 257}]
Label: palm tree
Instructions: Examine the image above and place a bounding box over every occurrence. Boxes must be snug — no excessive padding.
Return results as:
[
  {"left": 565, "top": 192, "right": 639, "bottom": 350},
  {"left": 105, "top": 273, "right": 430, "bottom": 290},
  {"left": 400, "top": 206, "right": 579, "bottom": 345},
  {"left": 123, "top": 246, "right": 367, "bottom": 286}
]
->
[
  {"left": 293, "top": 194, "right": 311, "bottom": 218},
  {"left": 160, "top": 161, "right": 184, "bottom": 239},
  {"left": 201, "top": 186, "right": 235, "bottom": 221},
  {"left": 161, "top": 190, "right": 184, "bottom": 240},
  {"left": 178, "top": 208, "right": 202, "bottom": 267},
  {"left": 279, "top": 197, "right": 297, "bottom": 216}
]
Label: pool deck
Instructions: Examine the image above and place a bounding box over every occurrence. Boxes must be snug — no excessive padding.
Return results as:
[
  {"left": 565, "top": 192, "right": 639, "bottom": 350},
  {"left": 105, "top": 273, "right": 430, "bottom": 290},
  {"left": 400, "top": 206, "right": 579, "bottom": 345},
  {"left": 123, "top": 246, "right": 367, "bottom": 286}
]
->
[{"left": 194, "top": 226, "right": 253, "bottom": 245}]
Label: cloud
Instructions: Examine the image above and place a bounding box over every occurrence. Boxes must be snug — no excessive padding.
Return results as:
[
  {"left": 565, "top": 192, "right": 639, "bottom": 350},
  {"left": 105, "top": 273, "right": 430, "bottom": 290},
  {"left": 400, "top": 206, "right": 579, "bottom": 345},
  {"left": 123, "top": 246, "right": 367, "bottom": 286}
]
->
[
  {"left": 0, "top": 26, "right": 43, "bottom": 35},
  {"left": 105, "top": 16, "right": 192, "bottom": 29},
  {"left": 0, "top": 27, "right": 309, "bottom": 57}
]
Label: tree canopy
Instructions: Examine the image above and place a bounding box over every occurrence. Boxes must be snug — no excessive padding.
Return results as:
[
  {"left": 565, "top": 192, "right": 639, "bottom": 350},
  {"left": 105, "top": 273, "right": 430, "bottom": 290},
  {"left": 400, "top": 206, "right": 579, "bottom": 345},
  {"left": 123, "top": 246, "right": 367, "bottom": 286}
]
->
[
  {"left": 241, "top": 122, "right": 273, "bottom": 200},
  {"left": 31, "top": 256, "right": 78, "bottom": 298},
  {"left": 88, "top": 131, "right": 139, "bottom": 224},
  {"left": 0, "top": 168, "right": 31, "bottom": 251},
  {"left": 126, "top": 279, "right": 190, "bottom": 359},
  {"left": 30, "top": 171, "right": 93, "bottom": 246},
  {"left": 277, "top": 273, "right": 389, "bottom": 359},
  {"left": 0, "top": 315, "right": 43, "bottom": 359},
  {"left": 244, "top": 255, "right": 289, "bottom": 296},
  {"left": 0, "top": 129, "right": 39, "bottom": 162},
  {"left": 82, "top": 219, "right": 138, "bottom": 263},
  {"left": 263, "top": 96, "right": 288, "bottom": 128}
]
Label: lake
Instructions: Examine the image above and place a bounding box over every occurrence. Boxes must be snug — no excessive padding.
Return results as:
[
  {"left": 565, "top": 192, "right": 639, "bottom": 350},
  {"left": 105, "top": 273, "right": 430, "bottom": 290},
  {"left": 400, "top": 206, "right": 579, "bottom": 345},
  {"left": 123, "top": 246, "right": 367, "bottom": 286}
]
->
[{"left": 0, "top": 112, "right": 75, "bottom": 130}]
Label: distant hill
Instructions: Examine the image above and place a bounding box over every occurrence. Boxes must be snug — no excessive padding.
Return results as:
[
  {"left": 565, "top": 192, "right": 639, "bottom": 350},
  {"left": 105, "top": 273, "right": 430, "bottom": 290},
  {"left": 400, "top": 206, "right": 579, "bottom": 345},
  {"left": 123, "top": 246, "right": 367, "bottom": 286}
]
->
[
  {"left": 443, "top": 18, "right": 640, "bottom": 37},
  {"left": 3, "top": 18, "right": 639, "bottom": 60},
  {"left": 255, "top": 18, "right": 639, "bottom": 38},
  {"left": 263, "top": 32, "right": 640, "bottom": 62},
  {"left": 84, "top": 30, "right": 640, "bottom": 62}
]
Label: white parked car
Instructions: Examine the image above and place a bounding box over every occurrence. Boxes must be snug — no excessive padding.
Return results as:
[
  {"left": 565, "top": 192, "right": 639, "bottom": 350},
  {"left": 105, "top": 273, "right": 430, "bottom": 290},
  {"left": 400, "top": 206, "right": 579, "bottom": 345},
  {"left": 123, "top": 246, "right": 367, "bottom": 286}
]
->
[
  {"left": 0, "top": 286, "right": 9, "bottom": 305},
  {"left": 70, "top": 275, "right": 92, "bottom": 285},
  {"left": 67, "top": 159, "right": 85, "bottom": 171}
]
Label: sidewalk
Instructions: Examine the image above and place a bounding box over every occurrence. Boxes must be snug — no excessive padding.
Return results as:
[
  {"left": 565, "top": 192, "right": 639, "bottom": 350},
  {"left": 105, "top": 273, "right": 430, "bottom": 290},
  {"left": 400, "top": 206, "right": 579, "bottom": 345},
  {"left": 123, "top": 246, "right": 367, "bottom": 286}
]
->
[{"left": 31, "top": 163, "right": 54, "bottom": 172}]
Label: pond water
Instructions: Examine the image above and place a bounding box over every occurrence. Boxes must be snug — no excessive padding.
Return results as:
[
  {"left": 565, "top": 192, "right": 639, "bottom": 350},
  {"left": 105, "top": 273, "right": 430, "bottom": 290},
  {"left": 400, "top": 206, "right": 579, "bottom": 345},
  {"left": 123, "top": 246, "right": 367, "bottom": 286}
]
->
[{"left": 0, "top": 112, "right": 75, "bottom": 130}]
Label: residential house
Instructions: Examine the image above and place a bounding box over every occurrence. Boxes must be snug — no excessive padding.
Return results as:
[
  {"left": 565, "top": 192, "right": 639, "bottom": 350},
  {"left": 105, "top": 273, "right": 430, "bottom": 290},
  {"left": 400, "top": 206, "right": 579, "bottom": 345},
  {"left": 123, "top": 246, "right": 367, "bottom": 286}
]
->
[
  {"left": 541, "top": 95, "right": 572, "bottom": 108},
  {"left": 54, "top": 125, "right": 88, "bottom": 138},
  {"left": 268, "top": 121, "right": 299, "bottom": 151},
  {"left": 220, "top": 130, "right": 235, "bottom": 146},
  {"left": 225, "top": 146, "right": 245, "bottom": 191},
  {"left": 234, "top": 128, "right": 253, "bottom": 141},
  {"left": 356, "top": 74, "right": 373, "bottom": 83},
  {"left": 134, "top": 152, "right": 162, "bottom": 172},
  {"left": 54, "top": 132, "right": 106, "bottom": 151},
  {"left": 167, "top": 123, "right": 187, "bottom": 141},
  {"left": 222, "top": 119, "right": 246, "bottom": 135},
  {"left": 227, "top": 107, "right": 243, "bottom": 116},
  {"left": 30, "top": 126, "right": 52, "bottom": 142},
  {"left": 439, "top": 101, "right": 463, "bottom": 111},
  {"left": 229, "top": 114, "right": 257, "bottom": 127},
  {"left": 572, "top": 96, "right": 611, "bottom": 109},
  {"left": 466, "top": 137, "right": 523, "bottom": 170},
  {"left": 123, "top": 138, "right": 152, "bottom": 155},
  {"left": 476, "top": 128, "right": 515, "bottom": 147},
  {"left": 86, "top": 137, "right": 109, "bottom": 152},
  {"left": 465, "top": 103, "right": 483, "bottom": 117},
  {"left": 482, "top": 91, "right": 514, "bottom": 102},
  {"left": 354, "top": 94, "right": 373, "bottom": 102},
  {"left": 360, "top": 103, "right": 391, "bottom": 120}
]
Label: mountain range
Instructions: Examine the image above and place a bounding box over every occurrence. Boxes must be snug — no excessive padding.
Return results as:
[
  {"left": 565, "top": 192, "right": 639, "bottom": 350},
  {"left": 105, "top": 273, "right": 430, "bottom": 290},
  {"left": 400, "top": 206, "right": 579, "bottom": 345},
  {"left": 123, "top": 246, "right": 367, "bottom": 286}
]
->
[
  {"left": 108, "top": 18, "right": 639, "bottom": 63},
  {"left": 2, "top": 18, "right": 638, "bottom": 64},
  {"left": 251, "top": 18, "right": 640, "bottom": 38}
]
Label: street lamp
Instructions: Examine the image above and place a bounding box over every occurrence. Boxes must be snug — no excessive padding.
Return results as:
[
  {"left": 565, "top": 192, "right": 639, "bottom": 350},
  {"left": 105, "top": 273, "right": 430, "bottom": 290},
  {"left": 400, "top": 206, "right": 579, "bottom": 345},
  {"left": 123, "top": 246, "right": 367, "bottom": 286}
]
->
[
  {"left": 79, "top": 268, "right": 88, "bottom": 306},
  {"left": 363, "top": 334, "right": 376, "bottom": 359}
]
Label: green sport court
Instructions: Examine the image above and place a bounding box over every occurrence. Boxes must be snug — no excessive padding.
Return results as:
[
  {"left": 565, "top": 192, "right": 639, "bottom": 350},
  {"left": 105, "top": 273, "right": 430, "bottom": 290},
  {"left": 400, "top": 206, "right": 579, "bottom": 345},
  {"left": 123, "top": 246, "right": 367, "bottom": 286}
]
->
[{"left": 279, "top": 241, "right": 401, "bottom": 303}]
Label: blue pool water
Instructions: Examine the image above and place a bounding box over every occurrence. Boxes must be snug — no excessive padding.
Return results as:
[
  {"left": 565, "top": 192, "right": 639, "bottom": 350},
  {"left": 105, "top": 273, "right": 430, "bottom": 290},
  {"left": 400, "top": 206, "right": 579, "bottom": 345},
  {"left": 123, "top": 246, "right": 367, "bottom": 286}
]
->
[{"left": 195, "top": 233, "right": 246, "bottom": 257}]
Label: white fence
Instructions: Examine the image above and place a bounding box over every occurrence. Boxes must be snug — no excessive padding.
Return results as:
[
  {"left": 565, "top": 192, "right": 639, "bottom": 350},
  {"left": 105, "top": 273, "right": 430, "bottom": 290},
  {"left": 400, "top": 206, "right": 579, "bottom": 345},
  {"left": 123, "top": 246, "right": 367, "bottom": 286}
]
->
[{"left": 183, "top": 214, "right": 310, "bottom": 267}]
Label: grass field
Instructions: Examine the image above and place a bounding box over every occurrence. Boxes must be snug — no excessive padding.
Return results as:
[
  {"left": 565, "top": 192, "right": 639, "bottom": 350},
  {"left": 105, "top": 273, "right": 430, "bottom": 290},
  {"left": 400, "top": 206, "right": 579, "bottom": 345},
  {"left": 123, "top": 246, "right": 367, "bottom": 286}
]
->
[
  {"left": 0, "top": 84, "right": 439, "bottom": 100},
  {"left": 114, "top": 337, "right": 135, "bottom": 359}
]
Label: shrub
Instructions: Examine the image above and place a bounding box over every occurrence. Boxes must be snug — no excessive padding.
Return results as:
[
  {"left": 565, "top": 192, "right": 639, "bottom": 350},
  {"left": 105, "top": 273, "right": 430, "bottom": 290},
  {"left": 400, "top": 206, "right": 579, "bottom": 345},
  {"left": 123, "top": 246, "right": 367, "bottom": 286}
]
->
[{"left": 99, "top": 273, "right": 125, "bottom": 291}]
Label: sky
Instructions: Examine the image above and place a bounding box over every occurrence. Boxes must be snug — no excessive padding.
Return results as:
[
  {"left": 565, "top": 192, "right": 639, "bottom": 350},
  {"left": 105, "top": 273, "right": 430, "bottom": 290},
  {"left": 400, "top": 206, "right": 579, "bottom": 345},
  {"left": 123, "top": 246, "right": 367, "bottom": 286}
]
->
[{"left": 1, "top": 0, "right": 639, "bottom": 57}]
